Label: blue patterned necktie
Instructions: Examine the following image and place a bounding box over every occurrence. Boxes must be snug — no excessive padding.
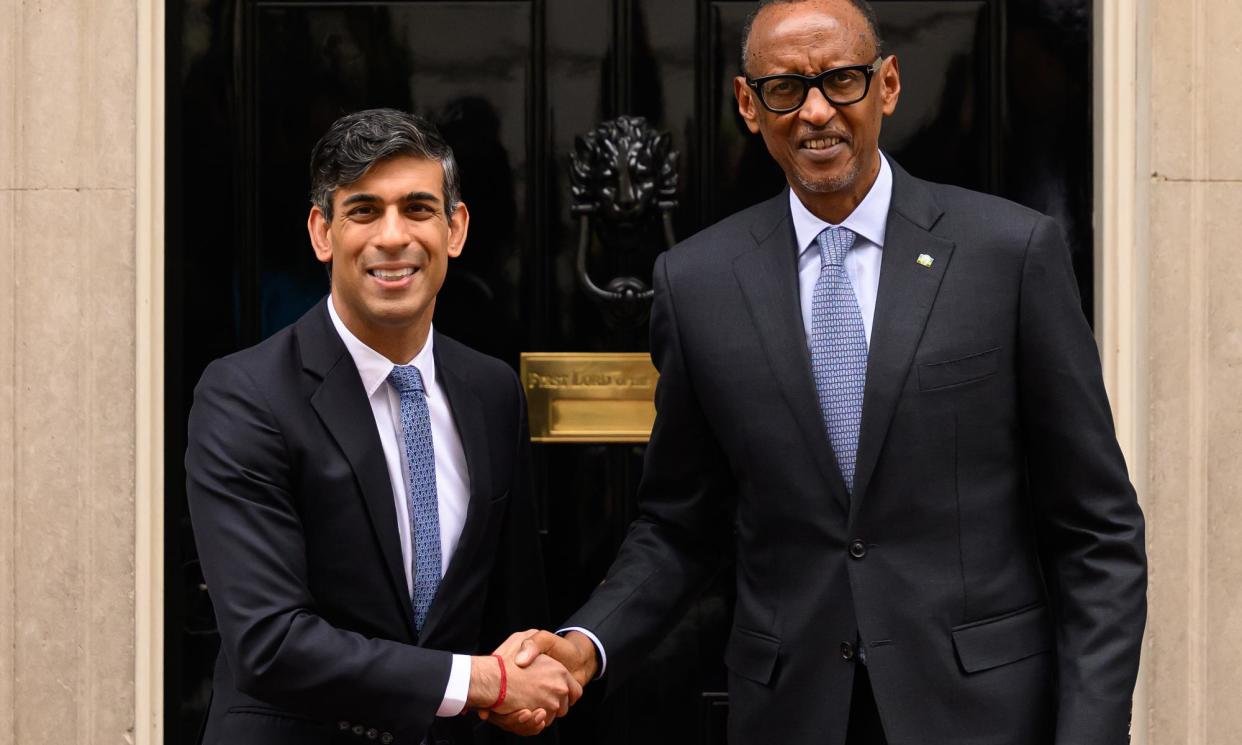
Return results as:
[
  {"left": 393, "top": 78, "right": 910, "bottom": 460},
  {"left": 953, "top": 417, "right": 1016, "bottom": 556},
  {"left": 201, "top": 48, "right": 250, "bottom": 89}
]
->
[
  {"left": 387, "top": 364, "right": 441, "bottom": 632},
  {"left": 809, "top": 226, "right": 868, "bottom": 496}
]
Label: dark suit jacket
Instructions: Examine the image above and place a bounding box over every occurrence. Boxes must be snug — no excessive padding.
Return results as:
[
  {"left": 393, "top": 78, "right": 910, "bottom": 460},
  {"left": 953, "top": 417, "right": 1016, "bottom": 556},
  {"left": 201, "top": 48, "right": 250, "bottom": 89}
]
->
[
  {"left": 186, "top": 298, "right": 547, "bottom": 745},
  {"left": 566, "top": 158, "right": 1147, "bottom": 745}
]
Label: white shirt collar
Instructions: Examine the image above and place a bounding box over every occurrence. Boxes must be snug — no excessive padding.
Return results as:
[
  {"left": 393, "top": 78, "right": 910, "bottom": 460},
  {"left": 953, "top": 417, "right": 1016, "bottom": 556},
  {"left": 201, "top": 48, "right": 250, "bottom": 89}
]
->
[
  {"left": 789, "top": 152, "right": 893, "bottom": 256},
  {"left": 326, "top": 295, "right": 436, "bottom": 398}
]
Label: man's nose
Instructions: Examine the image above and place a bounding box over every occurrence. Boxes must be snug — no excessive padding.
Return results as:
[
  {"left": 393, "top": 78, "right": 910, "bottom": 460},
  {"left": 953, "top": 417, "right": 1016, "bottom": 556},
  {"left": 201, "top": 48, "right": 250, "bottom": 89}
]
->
[
  {"left": 798, "top": 86, "right": 836, "bottom": 127},
  {"left": 376, "top": 208, "right": 410, "bottom": 248}
]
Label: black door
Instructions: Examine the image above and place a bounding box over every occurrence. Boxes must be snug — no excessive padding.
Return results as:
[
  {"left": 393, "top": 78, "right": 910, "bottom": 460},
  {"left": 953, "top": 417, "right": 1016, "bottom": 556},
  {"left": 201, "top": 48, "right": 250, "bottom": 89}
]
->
[{"left": 164, "top": 2, "right": 1093, "bottom": 743}]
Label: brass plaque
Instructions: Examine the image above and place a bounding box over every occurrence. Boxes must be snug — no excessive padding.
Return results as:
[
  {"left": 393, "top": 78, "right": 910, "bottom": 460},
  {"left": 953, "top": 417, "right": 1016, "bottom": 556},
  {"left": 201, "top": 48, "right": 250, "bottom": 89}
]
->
[{"left": 521, "top": 353, "right": 659, "bottom": 443}]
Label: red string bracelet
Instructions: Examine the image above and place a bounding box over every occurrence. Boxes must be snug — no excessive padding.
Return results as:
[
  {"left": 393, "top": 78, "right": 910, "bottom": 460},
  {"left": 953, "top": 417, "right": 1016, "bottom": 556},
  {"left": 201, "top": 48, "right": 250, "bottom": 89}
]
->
[{"left": 490, "top": 654, "right": 507, "bottom": 710}]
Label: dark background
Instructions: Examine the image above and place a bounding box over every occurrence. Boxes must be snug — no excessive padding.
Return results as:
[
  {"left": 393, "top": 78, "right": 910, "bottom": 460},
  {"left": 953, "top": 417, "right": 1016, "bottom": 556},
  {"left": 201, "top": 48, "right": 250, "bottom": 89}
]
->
[{"left": 164, "top": 1, "right": 1093, "bottom": 742}]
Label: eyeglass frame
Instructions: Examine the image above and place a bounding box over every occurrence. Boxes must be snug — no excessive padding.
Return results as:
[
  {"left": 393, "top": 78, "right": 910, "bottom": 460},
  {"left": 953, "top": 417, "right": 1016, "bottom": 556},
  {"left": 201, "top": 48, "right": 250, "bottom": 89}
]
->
[{"left": 746, "top": 57, "right": 885, "bottom": 113}]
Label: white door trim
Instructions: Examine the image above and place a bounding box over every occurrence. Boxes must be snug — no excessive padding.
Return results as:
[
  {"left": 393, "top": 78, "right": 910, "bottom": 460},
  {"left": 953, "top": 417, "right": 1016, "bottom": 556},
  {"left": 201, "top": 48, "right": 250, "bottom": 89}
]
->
[
  {"left": 1093, "top": 0, "right": 1149, "bottom": 742},
  {"left": 136, "top": 0, "right": 166, "bottom": 742}
]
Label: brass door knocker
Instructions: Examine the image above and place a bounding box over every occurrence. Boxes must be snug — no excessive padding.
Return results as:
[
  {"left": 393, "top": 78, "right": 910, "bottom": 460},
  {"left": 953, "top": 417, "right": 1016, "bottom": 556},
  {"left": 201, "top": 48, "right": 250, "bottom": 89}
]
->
[{"left": 570, "top": 115, "right": 679, "bottom": 326}]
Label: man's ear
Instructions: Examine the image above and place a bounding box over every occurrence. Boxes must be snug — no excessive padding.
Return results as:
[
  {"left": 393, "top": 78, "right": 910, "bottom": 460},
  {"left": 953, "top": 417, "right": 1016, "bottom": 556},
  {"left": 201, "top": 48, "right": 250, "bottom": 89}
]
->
[
  {"left": 879, "top": 55, "right": 901, "bottom": 117},
  {"left": 447, "top": 201, "right": 469, "bottom": 259},
  {"left": 307, "top": 205, "right": 333, "bottom": 265},
  {"left": 734, "top": 77, "right": 762, "bottom": 134}
]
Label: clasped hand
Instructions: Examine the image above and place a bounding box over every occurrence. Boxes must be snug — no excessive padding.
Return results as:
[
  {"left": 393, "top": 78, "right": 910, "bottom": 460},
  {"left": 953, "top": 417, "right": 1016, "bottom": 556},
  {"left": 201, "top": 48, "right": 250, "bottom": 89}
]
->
[{"left": 475, "top": 629, "right": 598, "bottom": 735}]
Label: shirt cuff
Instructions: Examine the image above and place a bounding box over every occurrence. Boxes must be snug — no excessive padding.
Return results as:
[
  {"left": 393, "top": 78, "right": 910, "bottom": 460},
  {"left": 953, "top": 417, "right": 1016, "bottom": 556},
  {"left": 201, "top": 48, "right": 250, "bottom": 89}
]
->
[
  {"left": 436, "top": 654, "right": 471, "bottom": 717},
  {"left": 557, "top": 627, "right": 607, "bottom": 679}
]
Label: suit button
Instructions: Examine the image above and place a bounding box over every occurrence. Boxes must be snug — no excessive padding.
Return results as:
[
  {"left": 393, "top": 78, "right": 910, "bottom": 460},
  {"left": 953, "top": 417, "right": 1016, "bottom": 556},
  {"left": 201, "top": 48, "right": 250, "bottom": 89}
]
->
[
  {"left": 849, "top": 539, "right": 867, "bottom": 559},
  {"left": 840, "top": 641, "right": 855, "bottom": 660},
  {"left": 353, "top": 724, "right": 365, "bottom": 736},
  {"left": 381, "top": 734, "right": 394, "bottom": 745},
  {"left": 338, "top": 721, "right": 351, "bottom": 730},
  {"left": 366, "top": 728, "right": 379, "bottom": 739}
]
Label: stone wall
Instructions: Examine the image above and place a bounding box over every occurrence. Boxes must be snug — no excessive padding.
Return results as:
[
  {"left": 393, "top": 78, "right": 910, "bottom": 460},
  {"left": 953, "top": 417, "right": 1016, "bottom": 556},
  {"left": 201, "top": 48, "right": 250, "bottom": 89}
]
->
[
  {"left": 1142, "top": 0, "right": 1242, "bottom": 742},
  {"left": 0, "top": 0, "right": 138, "bottom": 742}
]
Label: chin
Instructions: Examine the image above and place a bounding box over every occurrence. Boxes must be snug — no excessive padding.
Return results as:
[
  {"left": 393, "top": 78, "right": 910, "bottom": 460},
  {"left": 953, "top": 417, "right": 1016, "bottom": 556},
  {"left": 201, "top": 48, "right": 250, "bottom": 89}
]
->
[
  {"left": 793, "top": 169, "right": 856, "bottom": 195},
  {"left": 366, "top": 302, "right": 425, "bottom": 327},
  {"left": 792, "top": 148, "right": 870, "bottom": 195}
]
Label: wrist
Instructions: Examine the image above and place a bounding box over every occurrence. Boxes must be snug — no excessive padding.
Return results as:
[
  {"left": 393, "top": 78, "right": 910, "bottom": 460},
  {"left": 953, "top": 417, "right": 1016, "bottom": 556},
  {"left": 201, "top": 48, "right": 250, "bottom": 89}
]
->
[
  {"left": 564, "top": 631, "right": 600, "bottom": 683},
  {"left": 490, "top": 655, "right": 508, "bottom": 710},
  {"left": 465, "top": 655, "right": 501, "bottom": 709}
]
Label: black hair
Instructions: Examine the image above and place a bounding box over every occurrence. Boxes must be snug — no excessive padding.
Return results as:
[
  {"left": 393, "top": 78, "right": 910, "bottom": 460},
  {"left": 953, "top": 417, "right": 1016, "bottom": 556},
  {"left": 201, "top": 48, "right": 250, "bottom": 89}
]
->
[{"left": 309, "top": 108, "right": 461, "bottom": 220}]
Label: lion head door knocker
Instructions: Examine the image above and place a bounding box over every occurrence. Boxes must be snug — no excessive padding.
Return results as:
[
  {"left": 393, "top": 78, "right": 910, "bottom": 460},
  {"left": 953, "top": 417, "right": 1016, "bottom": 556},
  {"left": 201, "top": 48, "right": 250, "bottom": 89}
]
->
[{"left": 570, "top": 115, "right": 679, "bottom": 327}]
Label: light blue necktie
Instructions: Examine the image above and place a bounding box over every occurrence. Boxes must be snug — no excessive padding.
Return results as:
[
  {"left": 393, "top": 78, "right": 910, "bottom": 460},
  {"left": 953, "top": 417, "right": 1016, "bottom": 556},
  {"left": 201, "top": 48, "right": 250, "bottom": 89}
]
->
[
  {"left": 388, "top": 364, "right": 441, "bottom": 632},
  {"left": 809, "top": 226, "right": 868, "bottom": 496}
]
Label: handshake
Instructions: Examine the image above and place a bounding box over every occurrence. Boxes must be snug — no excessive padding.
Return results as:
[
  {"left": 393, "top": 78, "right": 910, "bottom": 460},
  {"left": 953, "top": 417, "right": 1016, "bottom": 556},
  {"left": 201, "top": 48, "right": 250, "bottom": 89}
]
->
[{"left": 466, "top": 629, "right": 600, "bottom": 735}]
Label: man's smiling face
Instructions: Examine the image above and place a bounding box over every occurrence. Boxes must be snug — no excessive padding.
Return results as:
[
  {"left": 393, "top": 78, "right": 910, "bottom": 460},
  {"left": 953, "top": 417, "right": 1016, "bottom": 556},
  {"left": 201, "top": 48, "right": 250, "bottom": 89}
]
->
[
  {"left": 308, "top": 154, "right": 468, "bottom": 353},
  {"left": 734, "top": 0, "right": 900, "bottom": 220}
]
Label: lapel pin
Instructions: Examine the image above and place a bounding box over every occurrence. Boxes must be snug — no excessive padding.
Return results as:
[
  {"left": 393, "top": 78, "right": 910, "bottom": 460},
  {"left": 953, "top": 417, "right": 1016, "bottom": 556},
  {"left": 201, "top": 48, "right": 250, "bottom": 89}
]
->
[{"left": 916, "top": 254, "right": 934, "bottom": 268}]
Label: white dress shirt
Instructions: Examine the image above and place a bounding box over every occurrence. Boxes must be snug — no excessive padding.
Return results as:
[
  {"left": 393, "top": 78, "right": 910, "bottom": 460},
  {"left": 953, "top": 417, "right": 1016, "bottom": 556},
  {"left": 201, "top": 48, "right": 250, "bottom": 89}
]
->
[
  {"left": 327, "top": 297, "right": 472, "bottom": 717},
  {"left": 790, "top": 152, "right": 893, "bottom": 344},
  {"left": 576, "top": 154, "right": 895, "bottom": 675}
]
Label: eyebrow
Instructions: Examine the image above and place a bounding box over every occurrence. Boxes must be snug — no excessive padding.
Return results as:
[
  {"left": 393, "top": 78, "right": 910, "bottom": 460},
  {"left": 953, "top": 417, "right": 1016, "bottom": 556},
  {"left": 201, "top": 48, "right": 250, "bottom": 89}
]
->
[
  {"left": 404, "top": 191, "right": 441, "bottom": 205},
  {"left": 340, "top": 191, "right": 441, "bottom": 208}
]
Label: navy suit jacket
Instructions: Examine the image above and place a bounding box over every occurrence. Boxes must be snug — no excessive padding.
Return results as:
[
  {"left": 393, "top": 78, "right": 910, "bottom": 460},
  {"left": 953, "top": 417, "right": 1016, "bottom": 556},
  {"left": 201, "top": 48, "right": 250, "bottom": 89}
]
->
[{"left": 187, "top": 299, "right": 547, "bottom": 745}]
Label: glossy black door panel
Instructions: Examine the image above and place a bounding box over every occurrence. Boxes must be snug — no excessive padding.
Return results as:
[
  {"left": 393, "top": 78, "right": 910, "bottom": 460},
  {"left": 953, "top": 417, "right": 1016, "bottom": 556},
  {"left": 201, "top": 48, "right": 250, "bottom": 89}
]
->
[
  {"left": 166, "top": 1, "right": 1093, "bottom": 742},
  {"left": 248, "top": 2, "right": 535, "bottom": 352},
  {"left": 875, "top": 2, "right": 996, "bottom": 189}
]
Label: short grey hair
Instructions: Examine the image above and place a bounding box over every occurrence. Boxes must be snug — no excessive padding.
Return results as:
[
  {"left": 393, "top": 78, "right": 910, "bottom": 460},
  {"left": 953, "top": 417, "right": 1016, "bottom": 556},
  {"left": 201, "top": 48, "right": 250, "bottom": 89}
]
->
[
  {"left": 740, "top": 0, "right": 884, "bottom": 76},
  {"left": 309, "top": 108, "right": 461, "bottom": 220}
]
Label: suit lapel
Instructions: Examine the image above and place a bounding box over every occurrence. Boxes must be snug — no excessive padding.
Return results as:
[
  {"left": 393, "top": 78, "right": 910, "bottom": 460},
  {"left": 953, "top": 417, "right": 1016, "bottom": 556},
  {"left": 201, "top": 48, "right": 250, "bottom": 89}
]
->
[
  {"left": 418, "top": 332, "right": 492, "bottom": 642},
  {"left": 851, "top": 161, "right": 955, "bottom": 516},
  {"left": 733, "top": 192, "right": 851, "bottom": 510},
  {"left": 297, "top": 299, "right": 418, "bottom": 638}
]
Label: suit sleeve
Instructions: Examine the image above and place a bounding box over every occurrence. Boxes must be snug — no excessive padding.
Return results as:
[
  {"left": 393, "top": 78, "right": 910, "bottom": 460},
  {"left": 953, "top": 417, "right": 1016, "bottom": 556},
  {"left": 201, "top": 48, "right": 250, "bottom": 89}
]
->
[
  {"left": 1017, "top": 216, "right": 1148, "bottom": 745},
  {"left": 563, "top": 251, "right": 736, "bottom": 691},
  {"left": 186, "top": 357, "right": 450, "bottom": 742}
]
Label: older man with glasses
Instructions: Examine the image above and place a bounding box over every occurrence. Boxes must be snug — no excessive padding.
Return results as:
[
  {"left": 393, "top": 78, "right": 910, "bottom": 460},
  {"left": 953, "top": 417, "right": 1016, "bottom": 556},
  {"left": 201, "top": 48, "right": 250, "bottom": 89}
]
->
[{"left": 501, "top": 1, "right": 1147, "bottom": 744}]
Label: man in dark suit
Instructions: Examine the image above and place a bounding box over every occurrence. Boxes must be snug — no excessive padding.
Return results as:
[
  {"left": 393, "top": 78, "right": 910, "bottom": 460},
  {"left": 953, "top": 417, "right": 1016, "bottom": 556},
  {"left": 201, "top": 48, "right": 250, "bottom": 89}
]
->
[
  {"left": 508, "top": 1, "right": 1148, "bottom": 743},
  {"left": 186, "top": 108, "right": 579, "bottom": 745}
]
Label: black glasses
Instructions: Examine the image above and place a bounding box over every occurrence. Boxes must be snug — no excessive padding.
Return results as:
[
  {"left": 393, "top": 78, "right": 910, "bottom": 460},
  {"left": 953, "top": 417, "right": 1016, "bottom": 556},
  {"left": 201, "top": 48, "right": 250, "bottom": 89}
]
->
[{"left": 747, "top": 58, "right": 884, "bottom": 113}]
